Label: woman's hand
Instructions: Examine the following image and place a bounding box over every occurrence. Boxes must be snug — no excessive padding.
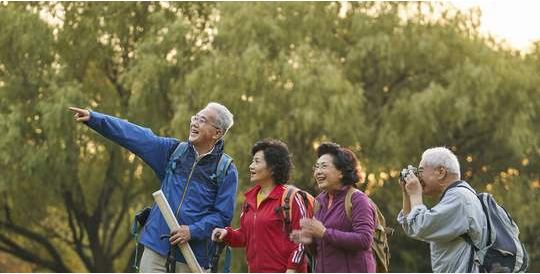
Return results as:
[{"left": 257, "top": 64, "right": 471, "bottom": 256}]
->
[
  {"left": 290, "top": 229, "right": 313, "bottom": 244},
  {"left": 300, "top": 218, "right": 326, "bottom": 239},
  {"left": 212, "top": 228, "right": 227, "bottom": 242}
]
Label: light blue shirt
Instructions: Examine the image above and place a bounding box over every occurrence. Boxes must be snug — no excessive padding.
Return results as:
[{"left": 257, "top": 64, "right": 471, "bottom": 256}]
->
[{"left": 397, "top": 182, "right": 488, "bottom": 272}]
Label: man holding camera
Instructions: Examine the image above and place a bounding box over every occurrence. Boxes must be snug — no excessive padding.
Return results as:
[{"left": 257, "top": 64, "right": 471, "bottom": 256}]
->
[{"left": 397, "top": 147, "right": 487, "bottom": 272}]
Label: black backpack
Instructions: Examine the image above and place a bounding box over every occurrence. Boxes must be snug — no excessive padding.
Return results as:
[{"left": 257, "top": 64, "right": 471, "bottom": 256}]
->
[{"left": 443, "top": 181, "right": 528, "bottom": 273}]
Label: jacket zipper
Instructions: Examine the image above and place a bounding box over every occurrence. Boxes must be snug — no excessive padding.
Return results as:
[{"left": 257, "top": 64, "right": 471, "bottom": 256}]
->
[
  {"left": 175, "top": 155, "right": 206, "bottom": 220},
  {"left": 321, "top": 233, "right": 325, "bottom": 272},
  {"left": 253, "top": 192, "right": 267, "bottom": 272},
  {"left": 254, "top": 210, "right": 257, "bottom": 271},
  {"left": 321, "top": 200, "right": 327, "bottom": 272}
]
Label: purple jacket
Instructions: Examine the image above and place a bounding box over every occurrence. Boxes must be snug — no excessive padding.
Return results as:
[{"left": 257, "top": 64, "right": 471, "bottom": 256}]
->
[{"left": 311, "top": 186, "right": 376, "bottom": 273}]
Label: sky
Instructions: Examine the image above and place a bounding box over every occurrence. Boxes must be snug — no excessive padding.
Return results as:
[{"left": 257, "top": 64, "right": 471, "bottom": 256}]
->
[{"left": 452, "top": 1, "right": 540, "bottom": 51}]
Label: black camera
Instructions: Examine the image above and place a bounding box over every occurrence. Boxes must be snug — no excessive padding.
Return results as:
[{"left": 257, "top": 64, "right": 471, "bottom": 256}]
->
[{"left": 400, "top": 165, "right": 418, "bottom": 181}]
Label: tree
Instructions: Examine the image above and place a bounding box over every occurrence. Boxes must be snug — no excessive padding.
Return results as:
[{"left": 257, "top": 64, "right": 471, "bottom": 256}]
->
[{"left": 1, "top": 1, "right": 539, "bottom": 272}]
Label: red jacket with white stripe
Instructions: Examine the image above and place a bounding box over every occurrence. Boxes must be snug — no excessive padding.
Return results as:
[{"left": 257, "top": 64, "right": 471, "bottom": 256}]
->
[{"left": 223, "top": 184, "right": 308, "bottom": 273}]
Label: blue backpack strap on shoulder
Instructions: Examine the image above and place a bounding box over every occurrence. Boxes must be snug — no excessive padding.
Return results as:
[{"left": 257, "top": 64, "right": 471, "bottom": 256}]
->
[
  {"left": 210, "top": 153, "right": 232, "bottom": 184},
  {"left": 166, "top": 142, "right": 189, "bottom": 173},
  {"left": 216, "top": 153, "right": 233, "bottom": 184}
]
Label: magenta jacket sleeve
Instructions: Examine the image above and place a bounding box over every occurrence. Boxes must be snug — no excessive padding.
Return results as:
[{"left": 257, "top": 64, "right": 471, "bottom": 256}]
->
[{"left": 323, "top": 192, "right": 375, "bottom": 251}]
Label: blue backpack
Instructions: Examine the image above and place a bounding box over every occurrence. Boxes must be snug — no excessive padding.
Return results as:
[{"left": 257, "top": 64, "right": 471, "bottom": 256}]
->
[
  {"left": 444, "top": 181, "right": 529, "bottom": 273},
  {"left": 131, "top": 142, "right": 234, "bottom": 272}
]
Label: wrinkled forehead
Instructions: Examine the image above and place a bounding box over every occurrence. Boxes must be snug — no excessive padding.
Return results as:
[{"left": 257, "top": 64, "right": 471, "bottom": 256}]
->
[
  {"left": 317, "top": 154, "right": 334, "bottom": 164},
  {"left": 419, "top": 159, "right": 439, "bottom": 170},
  {"left": 196, "top": 107, "right": 217, "bottom": 121}
]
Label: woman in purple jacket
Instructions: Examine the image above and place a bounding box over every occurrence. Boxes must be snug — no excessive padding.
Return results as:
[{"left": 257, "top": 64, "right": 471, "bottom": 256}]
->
[{"left": 291, "top": 142, "right": 376, "bottom": 273}]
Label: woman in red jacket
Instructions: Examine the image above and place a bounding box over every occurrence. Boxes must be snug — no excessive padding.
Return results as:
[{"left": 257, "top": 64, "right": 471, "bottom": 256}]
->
[{"left": 212, "top": 138, "right": 308, "bottom": 273}]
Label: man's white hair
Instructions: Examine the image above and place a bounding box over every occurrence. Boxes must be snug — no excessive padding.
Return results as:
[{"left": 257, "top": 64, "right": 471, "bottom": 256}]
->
[
  {"left": 206, "top": 102, "right": 234, "bottom": 137},
  {"left": 421, "top": 147, "right": 461, "bottom": 178}
]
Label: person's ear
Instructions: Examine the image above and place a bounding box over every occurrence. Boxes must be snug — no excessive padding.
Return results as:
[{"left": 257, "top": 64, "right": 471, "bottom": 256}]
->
[
  {"left": 213, "top": 128, "right": 223, "bottom": 140},
  {"left": 438, "top": 167, "right": 447, "bottom": 180}
]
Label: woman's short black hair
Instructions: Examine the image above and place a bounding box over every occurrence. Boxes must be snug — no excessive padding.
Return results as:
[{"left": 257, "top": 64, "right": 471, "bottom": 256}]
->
[
  {"left": 316, "top": 142, "right": 362, "bottom": 186},
  {"left": 251, "top": 138, "right": 292, "bottom": 185}
]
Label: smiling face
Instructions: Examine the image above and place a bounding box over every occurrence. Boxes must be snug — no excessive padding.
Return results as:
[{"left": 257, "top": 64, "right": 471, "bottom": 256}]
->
[
  {"left": 188, "top": 107, "right": 222, "bottom": 147},
  {"left": 313, "top": 154, "right": 343, "bottom": 193},
  {"left": 249, "top": 150, "right": 274, "bottom": 185}
]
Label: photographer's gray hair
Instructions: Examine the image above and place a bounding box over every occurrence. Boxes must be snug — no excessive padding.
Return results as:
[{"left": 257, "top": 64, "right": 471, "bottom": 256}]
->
[{"left": 421, "top": 147, "right": 461, "bottom": 177}]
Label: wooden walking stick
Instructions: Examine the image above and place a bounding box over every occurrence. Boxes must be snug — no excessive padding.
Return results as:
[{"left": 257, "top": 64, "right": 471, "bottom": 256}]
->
[{"left": 153, "top": 190, "right": 204, "bottom": 273}]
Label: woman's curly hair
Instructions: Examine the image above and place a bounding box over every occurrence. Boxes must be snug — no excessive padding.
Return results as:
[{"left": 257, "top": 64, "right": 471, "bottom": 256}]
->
[
  {"left": 316, "top": 142, "right": 363, "bottom": 186},
  {"left": 251, "top": 138, "right": 293, "bottom": 185}
]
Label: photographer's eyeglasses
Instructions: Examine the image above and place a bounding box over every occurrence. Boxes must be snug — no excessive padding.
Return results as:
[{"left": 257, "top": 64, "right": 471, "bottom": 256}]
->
[{"left": 191, "top": 115, "right": 220, "bottom": 129}]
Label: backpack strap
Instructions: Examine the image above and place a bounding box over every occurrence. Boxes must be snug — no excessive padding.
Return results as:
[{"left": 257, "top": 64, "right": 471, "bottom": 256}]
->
[
  {"left": 296, "top": 191, "right": 314, "bottom": 218},
  {"left": 313, "top": 200, "right": 320, "bottom": 216},
  {"left": 462, "top": 233, "right": 479, "bottom": 272},
  {"left": 279, "top": 186, "right": 298, "bottom": 234},
  {"left": 277, "top": 185, "right": 314, "bottom": 233},
  {"left": 130, "top": 218, "right": 140, "bottom": 272},
  {"left": 344, "top": 187, "right": 358, "bottom": 222},
  {"left": 222, "top": 246, "right": 232, "bottom": 273},
  {"left": 211, "top": 153, "right": 233, "bottom": 184},
  {"left": 166, "top": 142, "right": 189, "bottom": 173},
  {"left": 439, "top": 180, "right": 471, "bottom": 201},
  {"left": 345, "top": 187, "right": 392, "bottom": 236}
]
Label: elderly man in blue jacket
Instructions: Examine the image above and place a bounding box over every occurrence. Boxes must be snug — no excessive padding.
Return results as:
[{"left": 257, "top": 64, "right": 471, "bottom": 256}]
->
[{"left": 70, "top": 102, "right": 238, "bottom": 272}]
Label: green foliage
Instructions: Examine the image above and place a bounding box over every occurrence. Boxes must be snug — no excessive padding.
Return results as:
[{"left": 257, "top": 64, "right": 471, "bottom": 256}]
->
[{"left": 0, "top": 1, "right": 539, "bottom": 272}]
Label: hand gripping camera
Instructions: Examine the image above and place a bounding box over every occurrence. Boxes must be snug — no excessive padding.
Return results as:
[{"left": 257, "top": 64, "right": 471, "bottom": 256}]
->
[{"left": 400, "top": 165, "right": 419, "bottom": 181}]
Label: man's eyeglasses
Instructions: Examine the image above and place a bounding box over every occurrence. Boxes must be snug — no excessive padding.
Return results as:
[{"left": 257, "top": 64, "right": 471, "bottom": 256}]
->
[{"left": 191, "top": 115, "right": 221, "bottom": 129}]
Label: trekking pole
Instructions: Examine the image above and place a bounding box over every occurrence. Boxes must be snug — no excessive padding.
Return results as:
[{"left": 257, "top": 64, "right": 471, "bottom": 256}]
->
[
  {"left": 153, "top": 190, "right": 204, "bottom": 273},
  {"left": 210, "top": 238, "right": 225, "bottom": 273}
]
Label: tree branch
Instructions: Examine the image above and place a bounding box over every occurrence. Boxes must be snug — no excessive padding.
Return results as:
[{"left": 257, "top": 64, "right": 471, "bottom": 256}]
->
[
  {"left": 64, "top": 191, "right": 94, "bottom": 271},
  {"left": 0, "top": 221, "right": 70, "bottom": 272},
  {"left": 111, "top": 231, "right": 133, "bottom": 260}
]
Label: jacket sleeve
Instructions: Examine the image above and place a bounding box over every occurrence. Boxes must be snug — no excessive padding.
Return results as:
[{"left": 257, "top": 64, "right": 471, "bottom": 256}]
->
[
  {"left": 286, "top": 193, "right": 308, "bottom": 271},
  {"left": 188, "top": 164, "right": 239, "bottom": 241},
  {"left": 85, "top": 111, "right": 178, "bottom": 180},
  {"left": 398, "top": 189, "right": 470, "bottom": 242},
  {"left": 223, "top": 202, "right": 248, "bottom": 248},
  {"left": 323, "top": 192, "right": 375, "bottom": 251}
]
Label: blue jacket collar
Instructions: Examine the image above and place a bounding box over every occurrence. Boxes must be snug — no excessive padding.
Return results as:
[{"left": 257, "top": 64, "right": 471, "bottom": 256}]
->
[{"left": 187, "top": 139, "right": 225, "bottom": 158}]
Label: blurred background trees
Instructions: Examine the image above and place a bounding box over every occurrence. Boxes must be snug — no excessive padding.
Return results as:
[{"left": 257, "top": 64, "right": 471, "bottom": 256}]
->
[{"left": 0, "top": 2, "right": 538, "bottom": 272}]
